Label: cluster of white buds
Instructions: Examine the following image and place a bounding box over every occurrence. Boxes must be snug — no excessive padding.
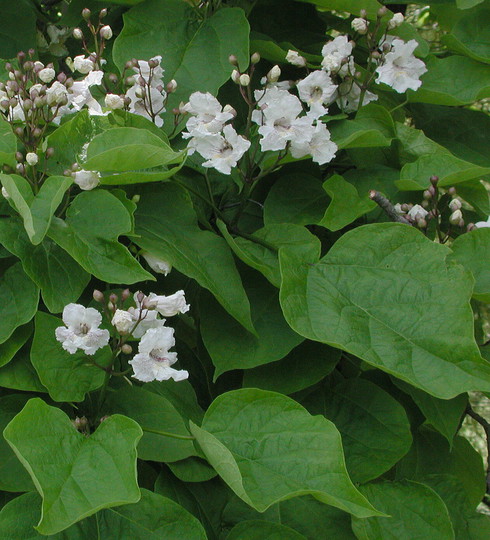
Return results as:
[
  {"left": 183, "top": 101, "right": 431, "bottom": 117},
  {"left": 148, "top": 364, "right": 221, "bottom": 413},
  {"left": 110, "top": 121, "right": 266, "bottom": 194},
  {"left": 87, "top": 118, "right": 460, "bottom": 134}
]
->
[
  {"left": 448, "top": 198, "right": 464, "bottom": 227},
  {"left": 56, "top": 287, "right": 190, "bottom": 383}
]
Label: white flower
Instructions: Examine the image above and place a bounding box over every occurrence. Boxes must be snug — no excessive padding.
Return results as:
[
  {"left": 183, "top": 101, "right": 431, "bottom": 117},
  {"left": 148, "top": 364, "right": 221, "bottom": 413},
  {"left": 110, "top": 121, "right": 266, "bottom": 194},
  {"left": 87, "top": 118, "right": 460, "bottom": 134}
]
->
[
  {"left": 321, "top": 36, "right": 353, "bottom": 73},
  {"left": 105, "top": 93, "right": 125, "bottom": 110},
  {"left": 407, "top": 204, "right": 428, "bottom": 221},
  {"left": 111, "top": 309, "right": 133, "bottom": 334},
  {"left": 474, "top": 216, "right": 490, "bottom": 228},
  {"left": 55, "top": 303, "right": 110, "bottom": 355},
  {"left": 182, "top": 92, "right": 234, "bottom": 138},
  {"left": 375, "top": 38, "right": 427, "bottom": 93},
  {"left": 129, "top": 326, "right": 188, "bottom": 383},
  {"left": 290, "top": 121, "right": 337, "bottom": 165},
  {"left": 253, "top": 86, "right": 311, "bottom": 152},
  {"left": 125, "top": 84, "right": 165, "bottom": 127},
  {"left": 46, "top": 81, "right": 68, "bottom": 106},
  {"left": 73, "top": 55, "right": 95, "bottom": 74},
  {"left": 335, "top": 80, "right": 378, "bottom": 113},
  {"left": 73, "top": 170, "right": 100, "bottom": 190},
  {"left": 296, "top": 70, "right": 337, "bottom": 117},
  {"left": 146, "top": 290, "right": 190, "bottom": 317},
  {"left": 188, "top": 125, "right": 251, "bottom": 175},
  {"left": 69, "top": 70, "right": 105, "bottom": 115},
  {"left": 39, "top": 67, "right": 56, "bottom": 83},
  {"left": 26, "top": 153, "right": 38, "bottom": 166},
  {"left": 127, "top": 305, "right": 165, "bottom": 338},
  {"left": 142, "top": 252, "right": 172, "bottom": 275},
  {"left": 133, "top": 56, "right": 164, "bottom": 84},
  {"left": 352, "top": 18, "right": 368, "bottom": 34},
  {"left": 286, "top": 50, "right": 306, "bottom": 67},
  {"left": 388, "top": 13, "right": 404, "bottom": 30}
]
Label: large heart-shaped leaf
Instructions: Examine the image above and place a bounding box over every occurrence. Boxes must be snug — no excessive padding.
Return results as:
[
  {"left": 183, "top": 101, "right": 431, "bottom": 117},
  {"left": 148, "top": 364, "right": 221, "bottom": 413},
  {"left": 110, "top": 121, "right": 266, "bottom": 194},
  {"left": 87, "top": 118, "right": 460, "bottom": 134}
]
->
[
  {"left": 190, "top": 389, "right": 381, "bottom": 517},
  {"left": 48, "top": 190, "right": 153, "bottom": 284},
  {"left": 3, "top": 398, "right": 142, "bottom": 535},
  {"left": 280, "top": 223, "right": 490, "bottom": 399}
]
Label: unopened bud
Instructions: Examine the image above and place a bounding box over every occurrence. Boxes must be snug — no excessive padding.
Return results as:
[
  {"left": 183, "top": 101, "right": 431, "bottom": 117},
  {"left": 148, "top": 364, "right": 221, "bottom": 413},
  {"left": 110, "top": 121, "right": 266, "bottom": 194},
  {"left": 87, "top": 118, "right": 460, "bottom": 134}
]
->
[
  {"left": 351, "top": 17, "right": 368, "bottom": 35},
  {"left": 121, "top": 344, "right": 133, "bottom": 355},
  {"left": 360, "top": 9, "right": 367, "bottom": 17},
  {"left": 73, "top": 28, "right": 83, "bottom": 40},
  {"left": 417, "top": 218, "right": 427, "bottom": 229},
  {"left": 82, "top": 8, "right": 91, "bottom": 20},
  {"left": 251, "top": 52, "right": 261, "bottom": 64},
  {"left": 15, "top": 152, "right": 23, "bottom": 163},
  {"left": 107, "top": 301, "right": 115, "bottom": 311},
  {"left": 377, "top": 6, "right": 388, "bottom": 17},
  {"left": 121, "top": 288, "right": 131, "bottom": 301},
  {"left": 231, "top": 69, "right": 240, "bottom": 83},
  {"left": 0, "top": 99, "right": 9, "bottom": 111},
  {"left": 99, "top": 7, "right": 108, "bottom": 18},
  {"left": 14, "top": 127, "right": 24, "bottom": 137},
  {"left": 423, "top": 189, "right": 431, "bottom": 200},
  {"left": 32, "top": 127, "right": 42, "bottom": 139},
  {"left": 267, "top": 65, "right": 281, "bottom": 83},
  {"left": 388, "top": 13, "right": 404, "bottom": 30},
  {"left": 421, "top": 200, "right": 429, "bottom": 208},
  {"left": 449, "top": 209, "right": 463, "bottom": 225},
  {"left": 239, "top": 73, "right": 250, "bottom": 86},
  {"left": 430, "top": 175, "right": 439, "bottom": 186},
  {"left": 223, "top": 104, "right": 236, "bottom": 117},
  {"left": 228, "top": 54, "right": 238, "bottom": 66},
  {"left": 100, "top": 25, "right": 113, "bottom": 40},
  {"left": 23, "top": 98, "right": 33, "bottom": 111},
  {"left": 73, "top": 416, "right": 88, "bottom": 430},
  {"left": 166, "top": 79, "right": 177, "bottom": 93},
  {"left": 449, "top": 199, "right": 462, "bottom": 212},
  {"left": 147, "top": 58, "right": 159, "bottom": 69},
  {"left": 131, "top": 194, "right": 140, "bottom": 203},
  {"left": 109, "top": 293, "right": 118, "bottom": 304},
  {"left": 23, "top": 61, "right": 33, "bottom": 71},
  {"left": 46, "top": 147, "right": 55, "bottom": 158},
  {"left": 16, "top": 163, "right": 25, "bottom": 175},
  {"left": 467, "top": 223, "right": 475, "bottom": 232},
  {"left": 108, "top": 73, "right": 118, "bottom": 84},
  {"left": 17, "top": 51, "right": 25, "bottom": 62},
  {"left": 135, "top": 86, "right": 145, "bottom": 99},
  {"left": 448, "top": 187, "right": 456, "bottom": 196},
  {"left": 26, "top": 152, "right": 38, "bottom": 166},
  {"left": 136, "top": 291, "right": 145, "bottom": 304},
  {"left": 93, "top": 289, "right": 104, "bottom": 302}
]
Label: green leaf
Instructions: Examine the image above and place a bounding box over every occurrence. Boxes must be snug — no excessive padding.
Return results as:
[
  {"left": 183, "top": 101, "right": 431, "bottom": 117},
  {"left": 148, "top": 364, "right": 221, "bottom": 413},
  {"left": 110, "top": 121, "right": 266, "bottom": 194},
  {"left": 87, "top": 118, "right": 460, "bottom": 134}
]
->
[
  {"left": 218, "top": 221, "right": 319, "bottom": 287},
  {"left": 296, "top": 0, "right": 384, "bottom": 20},
  {"left": 409, "top": 56, "right": 490, "bottom": 106},
  {"left": 3, "top": 399, "right": 142, "bottom": 535},
  {"left": 396, "top": 428, "right": 486, "bottom": 508},
  {"left": 449, "top": 229, "right": 490, "bottom": 303},
  {"left": 82, "top": 127, "right": 183, "bottom": 172},
  {"left": 0, "top": 262, "right": 38, "bottom": 345},
  {"left": 168, "top": 457, "right": 217, "bottom": 483},
  {"left": 48, "top": 190, "right": 153, "bottom": 284},
  {"left": 46, "top": 110, "right": 110, "bottom": 175},
  {"left": 442, "top": 8, "right": 490, "bottom": 63},
  {"left": 30, "top": 312, "right": 109, "bottom": 402},
  {"left": 279, "top": 223, "right": 490, "bottom": 399},
  {"left": 329, "top": 104, "right": 395, "bottom": 149},
  {"left": 242, "top": 340, "right": 340, "bottom": 395},
  {"left": 320, "top": 175, "right": 376, "bottom": 231},
  {"left": 0, "top": 116, "right": 16, "bottom": 167},
  {"left": 200, "top": 272, "right": 303, "bottom": 377},
  {"left": 264, "top": 173, "right": 328, "bottom": 227},
  {"left": 104, "top": 386, "right": 196, "bottom": 463},
  {"left": 0, "top": 0, "right": 36, "bottom": 58},
  {"left": 393, "top": 379, "right": 467, "bottom": 445},
  {"left": 409, "top": 104, "right": 490, "bottom": 168},
  {"left": 302, "top": 379, "right": 412, "bottom": 483},
  {"left": 0, "top": 322, "right": 32, "bottom": 368},
  {"left": 191, "top": 388, "right": 382, "bottom": 517},
  {"left": 351, "top": 480, "right": 455, "bottom": 540},
  {"left": 133, "top": 183, "right": 254, "bottom": 332},
  {"left": 113, "top": 0, "right": 250, "bottom": 121},
  {"left": 227, "top": 520, "right": 307, "bottom": 539},
  {"left": 0, "top": 218, "right": 90, "bottom": 313},
  {"left": 0, "top": 349, "right": 46, "bottom": 393},
  {"left": 0, "top": 395, "right": 35, "bottom": 492},
  {"left": 0, "top": 173, "right": 72, "bottom": 245}
]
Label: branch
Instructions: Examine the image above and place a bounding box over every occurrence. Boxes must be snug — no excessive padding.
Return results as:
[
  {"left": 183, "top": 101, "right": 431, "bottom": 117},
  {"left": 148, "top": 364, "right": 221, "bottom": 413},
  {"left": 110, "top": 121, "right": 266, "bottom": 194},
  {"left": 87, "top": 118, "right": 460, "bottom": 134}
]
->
[
  {"left": 369, "top": 190, "right": 411, "bottom": 225},
  {"left": 466, "top": 404, "right": 490, "bottom": 496}
]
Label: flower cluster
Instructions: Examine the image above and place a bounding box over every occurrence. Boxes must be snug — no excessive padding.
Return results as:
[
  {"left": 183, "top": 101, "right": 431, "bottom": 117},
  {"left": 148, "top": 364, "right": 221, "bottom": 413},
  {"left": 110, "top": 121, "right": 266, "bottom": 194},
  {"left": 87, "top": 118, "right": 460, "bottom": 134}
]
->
[{"left": 55, "top": 285, "right": 190, "bottom": 383}]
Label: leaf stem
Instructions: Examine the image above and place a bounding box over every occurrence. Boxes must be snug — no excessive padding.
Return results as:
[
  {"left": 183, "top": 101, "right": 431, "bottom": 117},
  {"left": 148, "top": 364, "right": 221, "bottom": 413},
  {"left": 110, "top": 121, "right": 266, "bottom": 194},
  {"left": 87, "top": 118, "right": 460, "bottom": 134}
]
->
[{"left": 466, "top": 404, "right": 490, "bottom": 496}]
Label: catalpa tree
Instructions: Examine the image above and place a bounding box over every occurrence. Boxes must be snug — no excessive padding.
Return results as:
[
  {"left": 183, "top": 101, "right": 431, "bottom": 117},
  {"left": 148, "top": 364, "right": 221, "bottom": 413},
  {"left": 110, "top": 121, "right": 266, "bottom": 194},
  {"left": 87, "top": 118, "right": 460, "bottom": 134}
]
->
[{"left": 0, "top": 0, "right": 489, "bottom": 538}]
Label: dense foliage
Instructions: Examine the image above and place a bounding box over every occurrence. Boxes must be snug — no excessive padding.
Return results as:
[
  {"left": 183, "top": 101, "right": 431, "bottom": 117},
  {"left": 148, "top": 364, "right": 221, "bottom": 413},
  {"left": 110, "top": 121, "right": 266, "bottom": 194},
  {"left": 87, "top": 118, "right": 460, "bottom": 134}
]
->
[{"left": 0, "top": 0, "right": 489, "bottom": 537}]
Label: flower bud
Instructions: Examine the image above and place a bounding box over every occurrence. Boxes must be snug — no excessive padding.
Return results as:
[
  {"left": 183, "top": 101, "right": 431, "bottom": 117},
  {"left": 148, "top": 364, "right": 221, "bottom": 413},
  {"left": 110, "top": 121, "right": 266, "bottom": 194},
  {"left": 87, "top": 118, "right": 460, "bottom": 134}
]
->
[
  {"left": 32, "top": 127, "right": 42, "bottom": 139},
  {"left": 104, "top": 93, "right": 124, "bottom": 110},
  {"left": 108, "top": 73, "right": 118, "bottom": 84},
  {"left": 15, "top": 152, "right": 23, "bottom": 163},
  {"left": 39, "top": 67, "right": 55, "bottom": 83},
  {"left": 107, "top": 301, "right": 115, "bottom": 311},
  {"left": 136, "top": 291, "right": 145, "bottom": 304},
  {"left": 16, "top": 163, "right": 25, "bottom": 175},
  {"left": 111, "top": 309, "right": 133, "bottom": 334},
  {"left": 417, "top": 218, "right": 427, "bottom": 229},
  {"left": 121, "top": 344, "right": 133, "bottom": 355},
  {"left": 228, "top": 54, "right": 238, "bottom": 66},
  {"left": 82, "top": 8, "right": 91, "bottom": 20},
  {"left": 46, "top": 147, "right": 55, "bottom": 158},
  {"left": 131, "top": 194, "right": 140, "bottom": 203},
  {"left": 449, "top": 199, "right": 462, "bottom": 212},
  {"left": 99, "top": 8, "right": 108, "bottom": 18},
  {"left": 377, "top": 6, "right": 388, "bottom": 17},
  {"left": 449, "top": 209, "right": 463, "bottom": 225},
  {"left": 467, "top": 223, "right": 475, "bottom": 232},
  {"left": 73, "top": 27, "right": 83, "bottom": 40},
  {"left": 239, "top": 73, "right": 250, "bottom": 86},
  {"left": 121, "top": 288, "right": 131, "bottom": 301},
  {"left": 223, "top": 104, "right": 237, "bottom": 117},
  {"left": 17, "top": 51, "right": 25, "bottom": 63},
  {"left": 0, "top": 99, "right": 9, "bottom": 111},
  {"left": 100, "top": 25, "right": 113, "bottom": 40},
  {"left": 8, "top": 97, "right": 18, "bottom": 108},
  {"left": 73, "top": 169, "right": 100, "bottom": 191},
  {"left": 23, "top": 61, "right": 33, "bottom": 71},
  {"left": 166, "top": 79, "right": 177, "bottom": 93},
  {"left": 251, "top": 52, "right": 261, "bottom": 64},
  {"left": 448, "top": 187, "right": 456, "bottom": 196},
  {"left": 93, "top": 290, "right": 104, "bottom": 302},
  {"left": 73, "top": 416, "right": 88, "bottom": 430},
  {"left": 421, "top": 200, "right": 429, "bottom": 209},
  {"left": 26, "top": 152, "right": 38, "bottom": 166},
  {"left": 351, "top": 17, "right": 368, "bottom": 34},
  {"left": 430, "top": 175, "right": 439, "bottom": 186},
  {"left": 360, "top": 8, "right": 367, "bottom": 17},
  {"left": 231, "top": 69, "right": 240, "bottom": 83},
  {"left": 23, "top": 98, "right": 33, "bottom": 111},
  {"left": 267, "top": 65, "right": 281, "bottom": 83},
  {"left": 388, "top": 13, "right": 404, "bottom": 30},
  {"left": 423, "top": 189, "right": 431, "bottom": 200},
  {"left": 109, "top": 293, "right": 118, "bottom": 304},
  {"left": 14, "top": 127, "right": 23, "bottom": 137}
]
